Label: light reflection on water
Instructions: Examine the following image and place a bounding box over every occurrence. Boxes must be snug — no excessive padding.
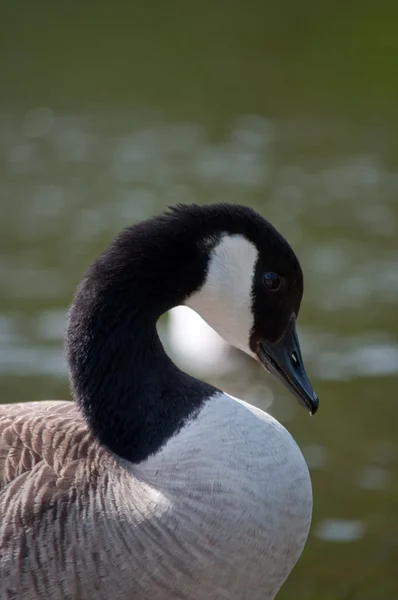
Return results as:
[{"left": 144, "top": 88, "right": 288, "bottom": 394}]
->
[
  {"left": 1, "top": 111, "right": 397, "bottom": 325},
  {"left": 356, "top": 466, "right": 391, "bottom": 491},
  {"left": 1, "top": 306, "right": 397, "bottom": 381},
  {"left": 314, "top": 519, "right": 366, "bottom": 543}
]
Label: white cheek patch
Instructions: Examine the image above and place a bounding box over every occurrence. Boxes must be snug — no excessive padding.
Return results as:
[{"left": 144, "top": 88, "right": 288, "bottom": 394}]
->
[{"left": 185, "top": 234, "right": 258, "bottom": 355}]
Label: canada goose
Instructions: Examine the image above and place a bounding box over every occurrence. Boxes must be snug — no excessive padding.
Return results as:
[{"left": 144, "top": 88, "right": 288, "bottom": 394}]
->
[{"left": 0, "top": 203, "right": 319, "bottom": 600}]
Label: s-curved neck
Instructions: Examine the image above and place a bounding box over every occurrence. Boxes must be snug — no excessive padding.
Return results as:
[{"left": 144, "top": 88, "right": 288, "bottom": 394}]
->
[{"left": 66, "top": 215, "right": 217, "bottom": 463}]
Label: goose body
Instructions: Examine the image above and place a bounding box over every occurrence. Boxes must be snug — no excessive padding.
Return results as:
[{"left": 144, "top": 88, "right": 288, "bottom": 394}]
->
[{"left": 0, "top": 204, "right": 318, "bottom": 599}]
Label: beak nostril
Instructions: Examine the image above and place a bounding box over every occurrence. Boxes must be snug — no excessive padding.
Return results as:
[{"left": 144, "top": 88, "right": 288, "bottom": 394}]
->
[{"left": 291, "top": 352, "right": 300, "bottom": 369}]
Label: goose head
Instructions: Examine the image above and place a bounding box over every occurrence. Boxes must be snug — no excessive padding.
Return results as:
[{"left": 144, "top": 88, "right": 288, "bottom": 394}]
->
[{"left": 179, "top": 205, "right": 319, "bottom": 415}]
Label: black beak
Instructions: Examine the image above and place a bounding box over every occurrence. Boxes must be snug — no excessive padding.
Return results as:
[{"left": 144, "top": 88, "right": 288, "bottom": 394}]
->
[{"left": 256, "top": 318, "right": 319, "bottom": 415}]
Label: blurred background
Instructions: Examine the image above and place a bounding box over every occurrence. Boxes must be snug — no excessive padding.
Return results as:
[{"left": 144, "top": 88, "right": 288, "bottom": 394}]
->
[{"left": 1, "top": 1, "right": 398, "bottom": 598}]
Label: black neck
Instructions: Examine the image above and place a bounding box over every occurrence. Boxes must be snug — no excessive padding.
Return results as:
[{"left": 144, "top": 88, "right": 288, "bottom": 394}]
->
[{"left": 66, "top": 211, "right": 218, "bottom": 463}]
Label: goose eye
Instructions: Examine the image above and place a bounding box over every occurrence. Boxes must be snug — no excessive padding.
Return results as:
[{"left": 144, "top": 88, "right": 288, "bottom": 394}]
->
[{"left": 263, "top": 272, "right": 281, "bottom": 291}]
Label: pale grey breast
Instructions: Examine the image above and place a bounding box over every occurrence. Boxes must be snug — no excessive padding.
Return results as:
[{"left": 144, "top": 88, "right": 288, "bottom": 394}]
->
[{"left": 0, "top": 397, "right": 312, "bottom": 600}]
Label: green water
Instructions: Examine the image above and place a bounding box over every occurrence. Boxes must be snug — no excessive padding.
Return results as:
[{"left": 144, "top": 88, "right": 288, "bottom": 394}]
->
[{"left": 1, "top": 2, "right": 398, "bottom": 597}]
